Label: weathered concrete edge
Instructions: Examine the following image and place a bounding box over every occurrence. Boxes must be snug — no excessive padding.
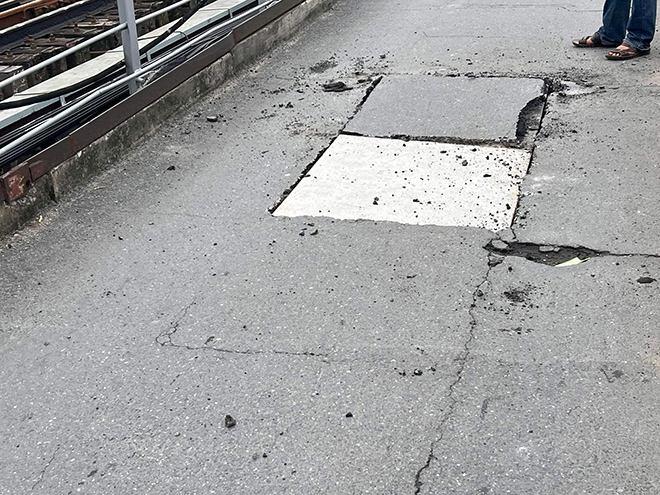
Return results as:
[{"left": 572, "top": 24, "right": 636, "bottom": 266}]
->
[{"left": 0, "top": 0, "right": 333, "bottom": 239}]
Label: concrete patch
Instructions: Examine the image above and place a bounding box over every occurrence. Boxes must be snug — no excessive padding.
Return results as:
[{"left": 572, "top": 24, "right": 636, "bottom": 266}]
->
[
  {"left": 274, "top": 134, "right": 531, "bottom": 231},
  {"left": 345, "top": 76, "right": 546, "bottom": 142}
]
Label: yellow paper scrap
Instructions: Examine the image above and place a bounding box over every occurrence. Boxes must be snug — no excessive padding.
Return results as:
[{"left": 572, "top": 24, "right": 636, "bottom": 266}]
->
[{"left": 556, "top": 257, "right": 588, "bottom": 267}]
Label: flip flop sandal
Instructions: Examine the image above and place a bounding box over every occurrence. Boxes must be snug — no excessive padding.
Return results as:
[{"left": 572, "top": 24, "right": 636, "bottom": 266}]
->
[
  {"left": 572, "top": 33, "right": 603, "bottom": 47},
  {"left": 606, "top": 41, "right": 650, "bottom": 60}
]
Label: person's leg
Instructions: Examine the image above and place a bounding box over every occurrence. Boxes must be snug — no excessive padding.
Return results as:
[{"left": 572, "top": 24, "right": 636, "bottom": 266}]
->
[
  {"left": 625, "top": 0, "right": 657, "bottom": 51},
  {"left": 596, "top": 0, "right": 631, "bottom": 45}
]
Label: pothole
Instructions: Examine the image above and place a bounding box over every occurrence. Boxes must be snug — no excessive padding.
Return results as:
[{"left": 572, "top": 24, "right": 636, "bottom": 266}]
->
[
  {"left": 273, "top": 75, "right": 552, "bottom": 231},
  {"left": 485, "top": 240, "right": 660, "bottom": 266},
  {"left": 486, "top": 240, "right": 607, "bottom": 265}
]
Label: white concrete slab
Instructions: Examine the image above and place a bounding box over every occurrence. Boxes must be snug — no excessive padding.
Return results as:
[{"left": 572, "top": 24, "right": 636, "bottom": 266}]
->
[{"left": 274, "top": 135, "right": 531, "bottom": 231}]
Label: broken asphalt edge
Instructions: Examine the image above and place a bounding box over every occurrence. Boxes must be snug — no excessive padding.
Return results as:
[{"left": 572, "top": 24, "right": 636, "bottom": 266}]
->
[
  {"left": 485, "top": 239, "right": 660, "bottom": 266},
  {"left": 0, "top": 0, "right": 335, "bottom": 240},
  {"left": 271, "top": 74, "right": 550, "bottom": 216},
  {"left": 268, "top": 75, "right": 385, "bottom": 215}
]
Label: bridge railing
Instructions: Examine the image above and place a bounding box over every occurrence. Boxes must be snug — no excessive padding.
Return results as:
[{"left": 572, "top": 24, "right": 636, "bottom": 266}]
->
[{"left": 0, "top": 0, "right": 201, "bottom": 95}]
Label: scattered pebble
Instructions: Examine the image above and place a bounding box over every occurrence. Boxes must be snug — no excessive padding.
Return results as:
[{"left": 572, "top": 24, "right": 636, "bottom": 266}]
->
[
  {"left": 637, "top": 277, "right": 656, "bottom": 284},
  {"left": 491, "top": 240, "right": 509, "bottom": 251},
  {"left": 488, "top": 256, "right": 505, "bottom": 267},
  {"left": 207, "top": 115, "right": 218, "bottom": 122},
  {"left": 322, "top": 81, "right": 352, "bottom": 92},
  {"left": 225, "top": 415, "right": 237, "bottom": 428}
]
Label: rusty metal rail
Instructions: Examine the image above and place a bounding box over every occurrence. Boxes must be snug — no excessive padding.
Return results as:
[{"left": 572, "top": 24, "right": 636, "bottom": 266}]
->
[
  {"left": 0, "top": 0, "right": 72, "bottom": 29},
  {"left": 0, "top": 0, "right": 116, "bottom": 51}
]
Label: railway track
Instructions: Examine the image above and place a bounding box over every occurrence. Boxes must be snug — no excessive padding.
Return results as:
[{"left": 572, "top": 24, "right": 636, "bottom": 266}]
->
[
  {"left": 0, "top": 0, "right": 270, "bottom": 181},
  {"left": 0, "top": 0, "right": 78, "bottom": 29},
  {"left": 0, "top": 0, "right": 196, "bottom": 96}
]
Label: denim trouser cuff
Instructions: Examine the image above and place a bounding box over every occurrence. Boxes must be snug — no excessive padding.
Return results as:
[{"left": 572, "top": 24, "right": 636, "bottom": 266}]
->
[
  {"left": 625, "top": 36, "right": 651, "bottom": 51},
  {"left": 595, "top": 28, "right": 622, "bottom": 47}
]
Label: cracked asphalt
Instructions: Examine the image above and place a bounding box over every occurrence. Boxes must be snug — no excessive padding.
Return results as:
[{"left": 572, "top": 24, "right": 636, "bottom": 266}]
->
[{"left": 2, "top": 0, "right": 660, "bottom": 493}]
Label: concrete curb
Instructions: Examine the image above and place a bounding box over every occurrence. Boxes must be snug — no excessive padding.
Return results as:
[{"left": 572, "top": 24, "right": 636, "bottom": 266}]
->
[{"left": 0, "top": 0, "right": 333, "bottom": 238}]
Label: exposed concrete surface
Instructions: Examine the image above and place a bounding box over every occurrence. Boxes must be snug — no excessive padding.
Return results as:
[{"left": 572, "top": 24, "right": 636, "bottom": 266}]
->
[
  {"left": 346, "top": 76, "right": 545, "bottom": 142},
  {"left": 275, "top": 135, "right": 530, "bottom": 230},
  {"left": 2, "top": 0, "right": 660, "bottom": 493}
]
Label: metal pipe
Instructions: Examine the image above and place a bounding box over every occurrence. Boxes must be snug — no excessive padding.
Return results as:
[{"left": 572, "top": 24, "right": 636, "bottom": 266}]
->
[
  {"left": 117, "top": 0, "right": 141, "bottom": 93},
  {"left": 0, "top": 22, "right": 127, "bottom": 91}
]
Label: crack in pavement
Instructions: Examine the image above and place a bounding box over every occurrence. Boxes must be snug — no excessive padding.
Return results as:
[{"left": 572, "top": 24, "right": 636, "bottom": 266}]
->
[
  {"left": 486, "top": 239, "right": 660, "bottom": 266},
  {"left": 155, "top": 297, "right": 197, "bottom": 347},
  {"left": 413, "top": 255, "right": 495, "bottom": 494},
  {"left": 340, "top": 130, "right": 530, "bottom": 149},
  {"left": 30, "top": 445, "right": 60, "bottom": 492},
  {"left": 414, "top": 229, "right": 659, "bottom": 493},
  {"left": 342, "top": 76, "right": 551, "bottom": 151},
  {"left": 155, "top": 298, "right": 328, "bottom": 359},
  {"left": 269, "top": 75, "right": 383, "bottom": 214}
]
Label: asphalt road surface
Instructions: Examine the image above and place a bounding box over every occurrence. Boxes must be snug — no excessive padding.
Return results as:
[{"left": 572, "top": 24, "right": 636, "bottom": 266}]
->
[{"left": 2, "top": 0, "right": 660, "bottom": 493}]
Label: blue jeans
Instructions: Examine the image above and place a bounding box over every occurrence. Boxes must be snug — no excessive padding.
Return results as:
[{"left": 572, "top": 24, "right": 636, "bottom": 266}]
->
[{"left": 596, "top": 0, "right": 657, "bottom": 50}]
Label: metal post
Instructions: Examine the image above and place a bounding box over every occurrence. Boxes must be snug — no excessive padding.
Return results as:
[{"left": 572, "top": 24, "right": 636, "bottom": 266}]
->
[{"left": 117, "top": 0, "right": 141, "bottom": 94}]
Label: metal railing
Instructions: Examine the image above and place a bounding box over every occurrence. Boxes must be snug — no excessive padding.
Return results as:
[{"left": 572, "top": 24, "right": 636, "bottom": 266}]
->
[
  {"left": 0, "top": 0, "right": 273, "bottom": 164},
  {"left": 0, "top": 21, "right": 129, "bottom": 93}
]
